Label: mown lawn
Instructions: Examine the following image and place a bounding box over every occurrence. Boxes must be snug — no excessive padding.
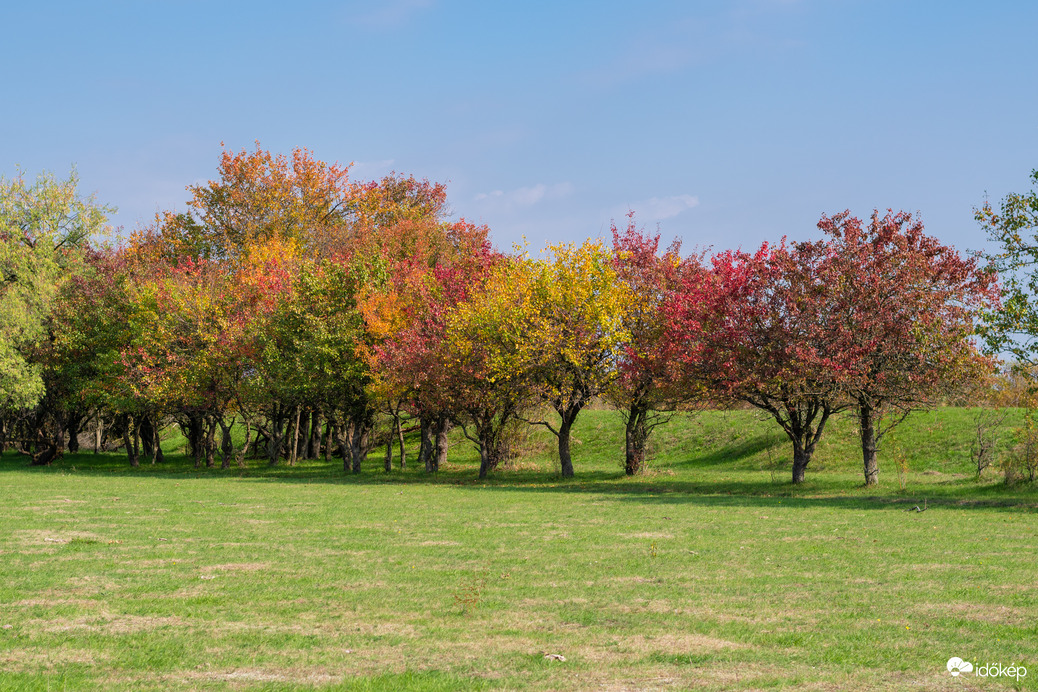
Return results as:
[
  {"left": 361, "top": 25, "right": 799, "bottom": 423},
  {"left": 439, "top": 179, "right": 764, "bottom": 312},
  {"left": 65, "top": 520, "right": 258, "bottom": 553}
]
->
[{"left": 1, "top": 408, "right": 1036, "bottom": 690}]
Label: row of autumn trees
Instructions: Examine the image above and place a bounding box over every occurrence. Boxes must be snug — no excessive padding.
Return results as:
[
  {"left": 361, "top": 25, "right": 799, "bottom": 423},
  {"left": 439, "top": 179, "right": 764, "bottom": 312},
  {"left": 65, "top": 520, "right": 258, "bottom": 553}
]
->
[{"left": 0, "top": 145, "right": 1000, "bottom": 486}]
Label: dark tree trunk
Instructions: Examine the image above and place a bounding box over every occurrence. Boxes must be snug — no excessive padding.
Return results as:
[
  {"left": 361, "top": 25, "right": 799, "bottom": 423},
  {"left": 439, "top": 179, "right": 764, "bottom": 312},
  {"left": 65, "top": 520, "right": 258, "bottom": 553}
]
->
[
  {"left": 434, "top": 421, "right": 449, "bottom": 472},
  {"left": 121, "top": 423, "right": 134, "bottom": 467},
  {"left": 266, "top": 405, "right": 287, "bottom": 467},
  {"left": 324, "top": 421, "right": 333, "bottom": 463},
  {"left": 761, "top": 400, "right": 833, "bottom": 485},
  {"left": 139, "top": 415, "right": 154, "bottom": 459},
  {"left": 350, "top": 416, "right": 371, "bottom": 474},
  {"left": 183, "top": 413, "right": 204, "bottom": 468},
  {"left": 289, "top": 405, "right": 301, "bottom": 466},
  {"left": 66, "top": 412, "right": 85, "bottom": 453},
  {"left": 558, "top": 417, "right": 575, "bottom": 477},
  {"left": 236, "top": 418, "right": 252, "bottom": 467},
  {"left": 384, "top": 428, "right": 393, "bottom": 472},
  {"left": 419, "top": 417, "right": 434, "bottom": 472},
  {"left": 29, "top": 421, "right": 63, "bottom": 466},
  {"left": 859, "top": 402, "right": 879, "bottom": 486},
  {"left": 337, "top": 423, "right": 351, "bottom": 473},
  {"left": 556, "top": 408, "right": 581, "bottom": 479},
  {"left": 309, "top": 410, "right": 322, "bottom": 458},
  {"left": 153, "top": 424, "right": 165, "bottom": 465},
  {"left": 625, "top": 403, "right": 648, "bottom": 476},
  {"left": 792, "top": 441, "right": 810, "bottom": 484},
  {"left": 476, "top": 423, "right": 502, "bottom": 480},
  {"left": 298, "top": 408, "right": 311, "bottom": 460},
  {"left": 123, "top": 415, "right": 140, "bottom": 468},
  {"left": 204, "top": 417, "right": 216, "bottom": 468},
  {"left": 478, "top": 444, "right": 493, "bottom": 479},
  {"left": 218, "top": 417, "right": 234, "bottom": 469},
  {"left": 396, "top": 415, "right": 406, "bottom": 469},
  {"left": 253, "top": 429, "right": 269, "bottom": 458}
]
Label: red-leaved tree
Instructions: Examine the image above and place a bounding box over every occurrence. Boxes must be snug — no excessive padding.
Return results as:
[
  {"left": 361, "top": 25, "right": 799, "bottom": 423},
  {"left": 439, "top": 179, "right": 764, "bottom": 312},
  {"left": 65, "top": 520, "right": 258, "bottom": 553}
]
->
[
  {"left": 670, "top": 240, "right": 852, "bottom": 484},
  {"left": 611, "top": 214, "right": 706, "bottom": 475},
  {"left": 818, "top": 209, "right": 999, "bottom": 485}
]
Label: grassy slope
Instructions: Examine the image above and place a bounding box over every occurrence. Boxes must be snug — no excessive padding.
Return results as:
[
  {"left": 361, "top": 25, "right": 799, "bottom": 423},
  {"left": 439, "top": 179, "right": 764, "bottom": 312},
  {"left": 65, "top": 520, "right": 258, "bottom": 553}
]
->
[{"left": 0, "top": 408, "right": 1036, "bottom": 691}]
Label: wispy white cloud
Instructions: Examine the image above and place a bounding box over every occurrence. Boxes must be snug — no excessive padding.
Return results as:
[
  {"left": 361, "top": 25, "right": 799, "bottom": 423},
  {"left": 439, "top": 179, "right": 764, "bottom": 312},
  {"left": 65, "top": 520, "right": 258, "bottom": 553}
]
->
[{"left": 474, "top": 182, "right": 574, "bottom": 210}]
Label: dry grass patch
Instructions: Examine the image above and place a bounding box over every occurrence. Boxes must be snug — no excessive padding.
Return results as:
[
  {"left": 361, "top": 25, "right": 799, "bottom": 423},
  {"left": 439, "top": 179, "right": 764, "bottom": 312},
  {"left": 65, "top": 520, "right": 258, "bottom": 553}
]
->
[
  {"left": 13, "top": 529, "right": 103, "bottom": 545},
  {"left": 28, "top": 613, "right": 185, "bottom": 634},
  {"left": 0, "top": 647, "right": 106, "bottom": 671},
  {"left": 918, "top": 601, "right": 1033, "bottom": 625},
  {"left": 623, "top": 632, "right": 748, "bottom": 654},
  {"left": 174, "top": 666, "right": 341, "bottom": 687},
  {"left": 10, "top": 595, "right": 100, "bottom": 608},
  {"left": 417, "top": 539, "right": 463, "bottom": 546},
  {"left": 608, "top": 576, "right": 657, "bottom": 584},
  {"left": 202, "top": 562, "right": 269, "bottom": 572},
  {"left": 218, "top": 618, "right": 419, "bottom": 639}
]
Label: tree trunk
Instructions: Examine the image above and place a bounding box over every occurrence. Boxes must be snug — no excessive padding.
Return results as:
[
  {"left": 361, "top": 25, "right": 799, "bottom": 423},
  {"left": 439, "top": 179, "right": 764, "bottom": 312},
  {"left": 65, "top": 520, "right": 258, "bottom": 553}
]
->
[
  {"left": 419, "top": 417, "right": 433, "bottom": 472},
  {"left": 30, "top": 420, "right": 63, "bottom": 466},
  {"left": 476, "top": 423, "right": 502, "bottom": 480},
  {"left": 792, "top": 440, "right": 810, "bottom": 484},
  {"left": 66, "top": 413, "right": 84, "bottom": 453},
  {"left": 384, "top": 428, "right": 393, "bottom": 472},
  {"left": 184, "top": 413, "right": 205, "bottom": 468},
  {"left": 236, "top": 418, "right": 252, "bottom": 467},
  {"left": 153, "top": 423, "right": 165, "bottom": 465},
  {"left": 123, "top": 415, "right": 140, "bottom": 468},
  {"left": 253, "top": 429, "right": 269, "bottom": 458},
  {"left": 289, "top": 405, "right": 301, "bottom": 466},
  {"left": 324, "top": 421, "right": 333, "bottom": 463},
  {"left": 434, "top": 419, "right": 450, "bottom": 472},
  {"left": 267, "top": 406, "right": 286, "bottom": 467},
  {"left": 204, "top": 417, "right": 216, "bottom": 468},
  {"left": 94, "top": 414, "right": 103, "bottom": 454},
  {"left": 396, "top": 414, "right": 406, "bottom": 469},
  {"left": 558, "top": 417, "right": 574, "bottom": 478},
  {"left": 350, "top": 417, "right": 370, "bottom": 474},
  {"left": 337, "top": 423, "right": 351, "bottom": 473},
  {"left": 771, "top": 402, "right": 832, "bottom": 485},
  {"left": 298, "top": 408, "right": 310, "bottom": 460},
  {"left": 218, "top": 417, "right": 234, "bottom": 469},
  {"left": 307, "top": 410, "right": 321, "bottom": 459},
  {"left": 478, "top": 444, "right": 493, "bottom": 479},
  {"left": 139, "top": 415, "right": 154, "bottom": 459},
  {"left": 859, "top": 402, "right": 879, "bottom": 486},
  {"left": 625, "top": 403, "right": 648, "bottom": 476}
]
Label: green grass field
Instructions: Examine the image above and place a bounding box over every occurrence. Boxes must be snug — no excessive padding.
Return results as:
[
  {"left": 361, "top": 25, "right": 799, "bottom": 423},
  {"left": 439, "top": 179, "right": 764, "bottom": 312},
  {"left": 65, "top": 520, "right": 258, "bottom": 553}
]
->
[{"left": 1, "top": 408, "right": 1036, "bottom": 690}]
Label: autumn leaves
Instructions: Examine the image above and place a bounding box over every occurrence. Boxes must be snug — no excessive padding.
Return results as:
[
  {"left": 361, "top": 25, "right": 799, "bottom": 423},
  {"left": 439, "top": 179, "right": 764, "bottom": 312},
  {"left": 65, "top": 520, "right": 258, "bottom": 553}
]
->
[{"left": 5, "top": 145, "right": 997, "bottom": 485}]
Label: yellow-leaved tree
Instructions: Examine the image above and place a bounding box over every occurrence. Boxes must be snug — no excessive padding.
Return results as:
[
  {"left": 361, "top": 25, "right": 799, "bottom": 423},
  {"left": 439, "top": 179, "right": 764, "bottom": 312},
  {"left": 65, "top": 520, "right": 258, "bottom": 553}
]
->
[{"left": 525, "top": 241, "right": 632, "bottom": 477}]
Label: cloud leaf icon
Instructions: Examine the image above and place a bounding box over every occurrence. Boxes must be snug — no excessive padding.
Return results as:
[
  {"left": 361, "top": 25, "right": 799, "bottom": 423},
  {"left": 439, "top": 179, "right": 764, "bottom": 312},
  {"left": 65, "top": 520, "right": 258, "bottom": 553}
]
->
[{"left": 947, "top": 657, "right": 973, "bottom": 676}]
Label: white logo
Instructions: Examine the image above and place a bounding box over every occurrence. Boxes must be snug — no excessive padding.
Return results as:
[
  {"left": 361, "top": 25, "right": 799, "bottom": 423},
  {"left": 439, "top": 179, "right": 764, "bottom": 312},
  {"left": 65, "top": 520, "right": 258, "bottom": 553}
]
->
[{"left": 947, "top": 658, "right": 1028, "bottom": 681}]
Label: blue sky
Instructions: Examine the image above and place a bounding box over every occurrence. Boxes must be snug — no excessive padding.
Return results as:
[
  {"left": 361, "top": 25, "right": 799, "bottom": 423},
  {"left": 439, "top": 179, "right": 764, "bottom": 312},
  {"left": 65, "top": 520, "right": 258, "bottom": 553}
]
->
[{"left": 3, "top": 1, "right": 1036, "bottom": 254}]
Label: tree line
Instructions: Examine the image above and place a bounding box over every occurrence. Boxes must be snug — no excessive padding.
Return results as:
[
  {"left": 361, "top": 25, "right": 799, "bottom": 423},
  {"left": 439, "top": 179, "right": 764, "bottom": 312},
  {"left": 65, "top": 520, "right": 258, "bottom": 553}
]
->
[{"left": 0, "top": 145, "right": 1011, "bottom": 486}]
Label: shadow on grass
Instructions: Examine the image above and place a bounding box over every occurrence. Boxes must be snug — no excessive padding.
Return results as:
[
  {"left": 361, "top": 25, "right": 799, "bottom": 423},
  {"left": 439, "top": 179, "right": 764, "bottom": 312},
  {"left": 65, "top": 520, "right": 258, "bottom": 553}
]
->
[
  {"left": 4, "top": 449, "right": 1037, "bottom": 514},
  {"left": 672, "top": 433, "right": 784, "bottom": 469}
]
